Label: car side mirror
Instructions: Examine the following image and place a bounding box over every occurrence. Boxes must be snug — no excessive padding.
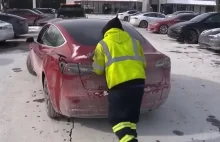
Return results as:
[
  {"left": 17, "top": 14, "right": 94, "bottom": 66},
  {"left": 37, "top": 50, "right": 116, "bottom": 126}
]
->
[{"left": 26, "top": 37, "right": 34, "bottom": 43}]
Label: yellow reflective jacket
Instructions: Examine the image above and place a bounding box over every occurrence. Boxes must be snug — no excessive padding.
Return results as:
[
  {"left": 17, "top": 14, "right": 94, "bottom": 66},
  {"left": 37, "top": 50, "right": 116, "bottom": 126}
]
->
[{"left": 92, "top": 28, "right": 146, "bottom": 89}]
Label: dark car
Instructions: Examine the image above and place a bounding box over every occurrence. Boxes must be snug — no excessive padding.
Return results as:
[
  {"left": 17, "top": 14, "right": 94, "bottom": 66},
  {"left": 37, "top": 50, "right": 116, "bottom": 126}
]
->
[
  {"left": 167, "top": 11, "right": 196, "bottom": 18},
  {"left": 4, "top": 9, "right": 47, "bottom": 26},
  {"left": 57, "top": 3, "right": 86, "bottom": 18},
  {"left": 148, "top": 13, "right": 198, "bottom": 34},
  {"left": 0, "top": 13, "right": 28, "bottom": 36},
  {"left": 168, "top": 12, "right": 220, "bottom": 44}
]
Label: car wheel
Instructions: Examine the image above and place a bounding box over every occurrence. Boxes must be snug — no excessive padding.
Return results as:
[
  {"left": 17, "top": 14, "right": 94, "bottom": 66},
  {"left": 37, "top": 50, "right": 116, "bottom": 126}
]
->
[
  {"left": 124, "top": 16, "right": 128, "bottom": 21},
  {"left": 26, "top": 53, "right": 37, "bottom": 76},
  {"left": 184, "top": 30, "right": 198, "bottom": 44},
  {"left": 139, "top": 20, "right": 148, "bottom": 28},
  {"left": 43, "top": 77, "right": 59, "bottom": 119},
  {"left": 159, "top": 25, "right": 168, "bottom": 34}
]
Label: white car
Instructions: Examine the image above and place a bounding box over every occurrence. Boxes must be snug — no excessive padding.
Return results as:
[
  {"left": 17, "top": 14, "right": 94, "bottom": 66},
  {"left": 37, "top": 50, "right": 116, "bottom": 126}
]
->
[
  {"left": 117, "top": 10, "right": 139, "bottom": 21},
  {"left": 129, "top": 12, "right": 166, "bottom": 28},
  {"left": 0, "top": 20, "right": 14, "bottom": 42}
]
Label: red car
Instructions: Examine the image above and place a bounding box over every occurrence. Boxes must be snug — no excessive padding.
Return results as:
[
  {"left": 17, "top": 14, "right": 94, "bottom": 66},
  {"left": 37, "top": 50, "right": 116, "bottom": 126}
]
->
[
  {"left": 26, "top": 19, "right": 171, "bottom": 119},
  {"left": 148, "top": 13, "right": 198, "bottom": 34}
]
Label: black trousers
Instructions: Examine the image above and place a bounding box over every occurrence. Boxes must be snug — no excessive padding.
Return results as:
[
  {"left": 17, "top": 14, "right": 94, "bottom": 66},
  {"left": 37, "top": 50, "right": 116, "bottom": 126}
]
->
[{"left": 108, "top": 87, "right": 144, "bottom": 142}]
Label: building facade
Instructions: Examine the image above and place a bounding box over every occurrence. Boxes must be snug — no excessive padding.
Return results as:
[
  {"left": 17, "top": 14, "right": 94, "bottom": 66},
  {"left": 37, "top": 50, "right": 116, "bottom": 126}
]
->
[{"left": 4, "top": 0, "right": 217, "bottom": 14}]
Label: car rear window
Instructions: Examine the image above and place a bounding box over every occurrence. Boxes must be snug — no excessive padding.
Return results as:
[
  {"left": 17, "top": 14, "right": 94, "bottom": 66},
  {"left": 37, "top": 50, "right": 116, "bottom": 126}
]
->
[
  {"left": 62, "top": 21, "right": 146, "bottom": 46},
  {"left": 58, "top": 5, "right": 85, "bottom": 18}
]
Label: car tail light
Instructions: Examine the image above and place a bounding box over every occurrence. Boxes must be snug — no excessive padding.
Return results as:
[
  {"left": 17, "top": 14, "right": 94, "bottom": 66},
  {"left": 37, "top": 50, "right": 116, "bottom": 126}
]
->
[
  {"left": 155, "top": 57, "right": 171, "bottom": 68},
  {"left": 61, "top": 63, "right": 93, "bottom": 75}
]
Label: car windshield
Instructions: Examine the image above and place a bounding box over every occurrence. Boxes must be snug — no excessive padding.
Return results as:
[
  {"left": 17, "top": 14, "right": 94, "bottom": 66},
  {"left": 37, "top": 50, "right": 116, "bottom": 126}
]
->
[
  {"left": 58, "top": 5, "right": 85, "bottom": 18},
  {"left": 38, "top": 9, "right": 55, "bottom": 14},
  {"left": 61, "top": 20, "right": 146, "bottom": 46},
  {"left": 32, "top": 9, "right": 44, "bottom": 14},
  {"left": 190, "top": 13, "right": 211, "bottom": 22}
]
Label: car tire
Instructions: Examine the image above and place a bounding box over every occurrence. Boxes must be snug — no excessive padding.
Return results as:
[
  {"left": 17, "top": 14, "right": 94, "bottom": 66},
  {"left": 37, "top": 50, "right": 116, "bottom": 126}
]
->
[
  {"left": 159, "top": 25, "right": 168, "bottom": 34},
  {"left": 124, "top": 16, "right": 128, "bottom": 21},
  {"left": 43, "top": 77, "right": 60, "bottom": 119},
  {"left": 26, "top": 53, "right": 37, "bottom": 76},
  {"left": 139, "top": 20, "right": 148, "bottom": 28},
  {"left": 184, "top": 30, "right": 198, "bottom": 44}
]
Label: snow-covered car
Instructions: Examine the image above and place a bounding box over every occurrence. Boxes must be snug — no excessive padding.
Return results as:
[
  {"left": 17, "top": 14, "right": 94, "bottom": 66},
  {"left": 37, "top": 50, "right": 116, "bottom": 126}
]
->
[
  {"left": 199, "top": 28, "right": 220, "bottom": 51},
  {"left": 117, "top": 10, "right": 139, "bottom": 21},
  {"left": 0, "top": 20, "right": 14, "bottom": 42},
  {"left": 129, "top": 12, "right": 166, "bottom": 28}
]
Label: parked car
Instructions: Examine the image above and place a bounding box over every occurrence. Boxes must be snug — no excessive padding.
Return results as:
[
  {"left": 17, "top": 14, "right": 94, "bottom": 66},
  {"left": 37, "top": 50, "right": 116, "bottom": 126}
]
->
[
  {"left": 0, "top": 20, "right": 14, "bottom": 42},
  {"left": 0, "top": 13, "right": 28, "bottom": 36},
  {"left": 168, "top": 12, "right": 220, "bottom": 44},
  {"left": 167, "top": 11, "right": 196, "bottom": 18},
  {"left": 199, "top": 28, "right": 220, "bottom": 51},
  {"left": 129, "top": 12, "right": 166, "bottom": 28},
  {"left": 148, "top": 13, "right": 198, "bottom": 34},
  {"left": 32, "top": 9, "right": 55, "bottom": 26},
  {"left": 117, "top": 10, "right": 140, "bottom": 21},
  {"left": 25, "top": 19, "right": 171, "bottom": 119},
  {"left": 35, "top": 8, "right": 57, "bottom": 18},
  {"left": 4, "top": 9, "right": 47, "bottom": 26},
  {"left": 57, "top": 3, "right": 86, "bottom": 18}
]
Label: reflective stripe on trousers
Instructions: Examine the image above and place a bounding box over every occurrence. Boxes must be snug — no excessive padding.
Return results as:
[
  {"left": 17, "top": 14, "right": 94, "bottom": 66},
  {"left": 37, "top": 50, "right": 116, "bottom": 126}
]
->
[{"left": 99, "top": 38, "right": 145, "bottom": 67}]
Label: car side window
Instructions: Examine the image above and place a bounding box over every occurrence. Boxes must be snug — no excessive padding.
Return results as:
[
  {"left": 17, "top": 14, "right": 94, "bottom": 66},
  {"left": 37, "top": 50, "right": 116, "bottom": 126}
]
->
[
  {"left": 157, "top": 14, "right": 165, "bottom": 18},
  {"left": 205, "top": 14, "right": 220, "bottom": 23},
  {"left": 147, "top": 13, "right": 157, "bottom": 17},
  {"left": 41, "top": 25, "right": 65, "bottom": 47},
  {"left": 128, "top": 11, "right": 137, "bottom": 14},
  {"left": 179, "top": 15, "right": 191, "bottom": 21}
]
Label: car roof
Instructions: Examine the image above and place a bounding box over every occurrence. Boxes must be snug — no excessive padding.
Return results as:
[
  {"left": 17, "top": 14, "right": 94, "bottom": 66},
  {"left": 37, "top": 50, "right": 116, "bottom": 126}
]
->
[
  {"left": 52, "top": 18, "right": 130, "bottom": 27},
  {"left": 0, "top": 12, "right": 25, "bottom": 20}
]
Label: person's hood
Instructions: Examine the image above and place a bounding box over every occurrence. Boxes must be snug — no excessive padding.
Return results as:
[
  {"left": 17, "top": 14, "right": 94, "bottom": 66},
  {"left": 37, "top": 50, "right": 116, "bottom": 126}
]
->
[
  {"left": 104, "top": 28, "right": 130, "bottom": 44},
  {"left": 102, "top": 16, "right": 124, "bottom": 36}
]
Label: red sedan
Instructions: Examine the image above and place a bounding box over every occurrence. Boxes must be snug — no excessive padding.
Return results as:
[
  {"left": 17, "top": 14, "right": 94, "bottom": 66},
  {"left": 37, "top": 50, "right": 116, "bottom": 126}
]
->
[
  {"left": 148, "top": 13, "right": 198, "bottom": 34},
  {"left": 26, "top": 19, "right": 171, "bottom": 119}
]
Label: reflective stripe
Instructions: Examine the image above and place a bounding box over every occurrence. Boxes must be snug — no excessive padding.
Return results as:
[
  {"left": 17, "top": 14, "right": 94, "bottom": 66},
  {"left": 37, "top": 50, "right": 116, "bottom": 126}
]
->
[
  {"left": 120, "top": 135, "right": 135, "bottom": 142},
  {"left": 106, "top": 56, "right": 145, "bottom": 67},
  {"left": 130, "top": 123, "right": 136, "bottom": 130},
  {"left": 99, "top": 38, "right": 145, "bottom": 67},
  {"left": 92, "top": 62, "right": 105, "bottom": 72},
  {"left": 112, "top": 122, "right": 131, "bottom": 133},
  {"left": 99, "top": 40, "right": 111, "bottom": 60}
]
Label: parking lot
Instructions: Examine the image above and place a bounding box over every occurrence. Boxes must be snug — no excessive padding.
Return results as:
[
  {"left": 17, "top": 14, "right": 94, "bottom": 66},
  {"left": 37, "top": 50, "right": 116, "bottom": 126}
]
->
[{"left": 0, "top": 15, "right": 220, "bottom": 142}]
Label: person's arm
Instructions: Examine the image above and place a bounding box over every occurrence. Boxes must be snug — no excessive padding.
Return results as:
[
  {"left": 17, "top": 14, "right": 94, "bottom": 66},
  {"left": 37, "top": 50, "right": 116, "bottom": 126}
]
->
[{"left": 92, "top": 43, "right": 105, "bottom": 75}]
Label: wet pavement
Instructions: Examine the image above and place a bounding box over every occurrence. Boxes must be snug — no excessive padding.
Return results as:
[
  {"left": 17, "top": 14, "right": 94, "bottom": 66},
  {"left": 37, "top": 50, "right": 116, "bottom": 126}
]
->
[{"left": 0, "top": 17, "right": 220, "bottom": 142}]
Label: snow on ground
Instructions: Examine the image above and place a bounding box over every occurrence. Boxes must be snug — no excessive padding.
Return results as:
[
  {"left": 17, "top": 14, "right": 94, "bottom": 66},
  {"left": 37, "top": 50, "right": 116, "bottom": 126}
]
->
[{"left": 0, "top": 15, "right": 220, "bottom": 142}]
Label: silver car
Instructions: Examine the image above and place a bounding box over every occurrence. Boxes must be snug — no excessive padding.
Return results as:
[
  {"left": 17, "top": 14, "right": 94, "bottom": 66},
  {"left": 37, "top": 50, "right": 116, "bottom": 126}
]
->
[
  {"left": 0, "top": 20, "right": 14, "bottom": 42},
  {"left": 199, "top": 28, "right": 220, "bottom": 51}
]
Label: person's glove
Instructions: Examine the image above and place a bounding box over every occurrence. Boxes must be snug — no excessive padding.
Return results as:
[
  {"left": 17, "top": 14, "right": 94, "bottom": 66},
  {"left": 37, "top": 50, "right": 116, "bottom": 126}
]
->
[{"left": 87, "top": 51, "right": 94, "bottom": 60}]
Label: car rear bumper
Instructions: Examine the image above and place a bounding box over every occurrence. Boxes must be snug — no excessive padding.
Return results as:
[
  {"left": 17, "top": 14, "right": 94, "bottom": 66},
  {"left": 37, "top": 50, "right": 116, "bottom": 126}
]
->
[{"left": 58, "top": 78, "right": 171, "bottom": 118}]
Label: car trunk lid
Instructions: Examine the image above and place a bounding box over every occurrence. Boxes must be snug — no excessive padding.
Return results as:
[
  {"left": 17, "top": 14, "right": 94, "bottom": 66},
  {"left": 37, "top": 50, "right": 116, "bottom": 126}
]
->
[{"left": 67, "top": 41, "right": 170, "bottom": 91}]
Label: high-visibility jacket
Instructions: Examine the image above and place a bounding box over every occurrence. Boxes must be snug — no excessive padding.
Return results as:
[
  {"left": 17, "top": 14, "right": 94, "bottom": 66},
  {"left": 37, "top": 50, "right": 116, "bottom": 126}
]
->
[{"left": 92, "top": 28, "right": 146, "bottom": 89}]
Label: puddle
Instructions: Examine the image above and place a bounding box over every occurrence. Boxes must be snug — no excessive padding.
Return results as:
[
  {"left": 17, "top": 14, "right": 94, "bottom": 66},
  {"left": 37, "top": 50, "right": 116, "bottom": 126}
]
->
[
  {"left": 172, "top": 130, "right": 184, "bottom": 136},
  {"left": 0, "top": 58, "right": 14, "bottom": 66},
  {"left": 33, "top": 98, "right": 45, "bottom": 103},
  {"left": 12, "top": 68, "right": 22, "bottom": 72},
  {"left": 206, "top": 115, "right": 220, "bottom": 132}
]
